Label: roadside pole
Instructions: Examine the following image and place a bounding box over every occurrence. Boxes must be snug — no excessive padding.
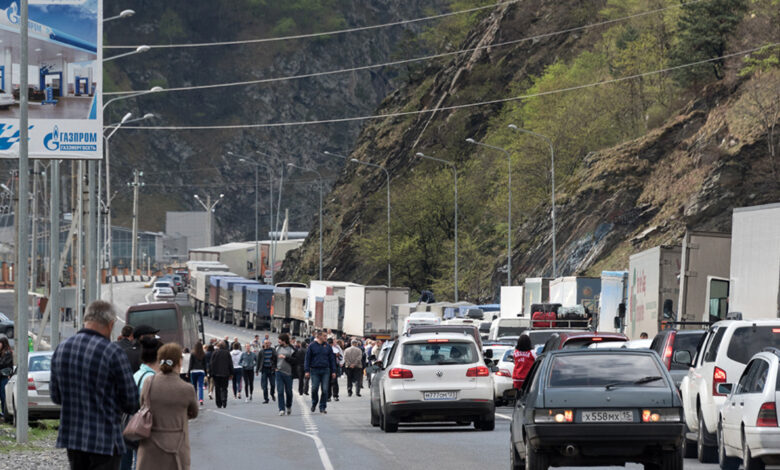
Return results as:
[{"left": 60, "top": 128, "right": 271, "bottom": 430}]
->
[
  {"left": 86, "top": 161, "right": 97, "bottom": 304},
  {"left": 49, "top": 161, "right": 60, "bottom": 349}
]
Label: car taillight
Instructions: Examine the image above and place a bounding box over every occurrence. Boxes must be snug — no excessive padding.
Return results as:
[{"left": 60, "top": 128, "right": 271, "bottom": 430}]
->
[
  {"left": 27, "top": 378, "right": 35, "bottom": 391},
  {"left": 590, "top": 337, "right": 603, "bottom": 342},
  {"left": 713, "top": 367, "right": 727, "bottom": 396},
  {"left": 663, "top": 332, "right": 676, "bottom": 370},
  {"left": 757, "top": 402, "right": 778, "bottom": 427},
  {"left": 495, "top": 369, "right": 512, "bottom": 377},
  {"left": 467, "top": 366, "right": 490, "bottom": 377},
  {"left": 388, "top": 368, "right": 413, "bottom": 379}
]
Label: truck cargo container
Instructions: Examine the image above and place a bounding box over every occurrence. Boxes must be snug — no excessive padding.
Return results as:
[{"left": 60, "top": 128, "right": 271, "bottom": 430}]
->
[
  {"left": 677, "top": 231, "right": 731, "bottom": 323},
  {"left": 523, "top": 278, "right": 552, "bottom": 316},
  {"left": 549, "top": 276, "right": 601, "bottom": 313},
  {"left": 320, "top": 295, "right": 343, "bottom": 332},
  {"left": 308, "top": 281, "right": 358, "bottom": 333},
  {"left": 208, "top": 275, "right": 241, "bottom": 319},
  {"left": 500, "top": 286, "right": 524, "bottom": 318},
  {"left": 289, "top": 287, "right": 310, "bottom": 336},
  {"left": 190, "top": 240, "right": 305, "bottom": 283},
  {"left": 190, "top": 271, "right": 236, "bottom": 314},
  {"left": 231, "top": 281, "right": 261, "bottom": 327},
  {"left": 245, "top": 284, "right": 275, "bottom": 330},
  {"left": 271, "top": 282, "right": 307, "bottom": 334},
  {"left": 729, "top": 203, "right": 780, "bottom": 319},
  {"left": 217, "top": 278, "right": 259, "bottom": 324},
  {"left": 599, "top": 271, "right": 628, "bottom": 333},
  {"left": 344, "top": 286, "right": 410, "bottom": 339},
  {"left": 627, "top": 245, "right": 682, "bottom": 339}
]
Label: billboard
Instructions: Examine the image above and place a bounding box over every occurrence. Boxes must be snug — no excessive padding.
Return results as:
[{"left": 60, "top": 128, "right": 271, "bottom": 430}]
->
[{"left": 0, "top": 0, "right": 101, "bottom": 159}]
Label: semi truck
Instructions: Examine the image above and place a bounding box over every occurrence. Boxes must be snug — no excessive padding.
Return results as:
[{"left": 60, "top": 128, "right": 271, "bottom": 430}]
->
[
  {"left": 549, "top": 276, "right": 601, "bottom": 313},
  {"left": 729, "top": 203, "right": 780, "bottom": 319},
  {"left": 270, "top": 282, "right": 307, "bottom": 334},
  {"left": 289, "top": 287, "right": 310, "bottom": 336},
  {"left": 190, "top": 271, "right": 236, "bottom": 315},
  {"left": 308, "top": 281, "right": 358, "bottom": 333},
  {"left": 627, "top": 245, "right": 682, "bottom": 339},
  {"left": 677, "top": 231, "right": 731, "bottom": 323},
  {"left": 523, "top": 278, "right": 552, "bottom": 316},
  {"left": 218, "top": 278, "right": 259, "bottom": 324},
  {"left": 343, "top": 286, "right": 410, "bottom": 339},
  {"left": 599, "top": 271, "right": 628, "bottom": 333},
  {"left": 500, "top": 286, "right": 524, "bottom": 318},
  {"left": 244, "top": 284, "right": 275, "bottom": 330}
]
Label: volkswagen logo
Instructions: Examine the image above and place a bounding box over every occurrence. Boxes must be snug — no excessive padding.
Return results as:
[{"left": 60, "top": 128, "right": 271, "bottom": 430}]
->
[{"left": 435, "top": 370, "right": 444, "bottom": 378}]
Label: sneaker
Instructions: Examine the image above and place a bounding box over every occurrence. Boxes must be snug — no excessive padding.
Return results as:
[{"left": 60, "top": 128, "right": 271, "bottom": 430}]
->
[
  {"left": 334, "top": 397, "right": 340, "bottom": 402},
  {"left": 320, "top": 409, "right": 327, "bottom": 414},
  {"left": 208, "top": 394, "right": 213, "bottom": 400},
  {"left": 199, "top": 400, "right": 204, "bottom": 406},
  {"left": 286, "top": 408, "right": 291, "bottom": 415},
  {"left": 249, "top": 395, "right": 253, "bottom": 401},
  {"left": 271, "top": 395, "right": 276, "bottom": 400},
  {"left": 356, "top": 393, "right": 362, "bottom": 397},
  {"left": 348, "top": 392, "right": 352, "bottom": 397},
  {"left": 263, "top": 400, "right": 269, "bottom": 404},
  {"left": 245, "top": 397, "right": 249, "bottom": 403},
  {"left": 311, "top": 405, "right": 316, "bottom": 412},
  {"left": 279, "top": 410, "right": 285, "bottom": 416},
  {"left": 328, "top": 398, "right": 332, "bottom": 402},
  {"left": 238, "top": 393, "right": 242, "bottom": 399}
]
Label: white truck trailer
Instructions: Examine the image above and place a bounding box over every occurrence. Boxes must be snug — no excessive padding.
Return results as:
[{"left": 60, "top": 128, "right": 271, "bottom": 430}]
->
[
  {"left": 677, "top": 231, "right": 731, "bottom": 323},
  {"left": 344, "top": 286, "right": 410, "bottom": 339},
  {"left": 523, "top": 278, "right": 552, "bottom": 316},
  {"left": 549, "top": 276, "right": 601, "bottom": 313},
  {"left": 599, "top": 271, "right": 628, "bottom": 333},
  {"left": 729, "top": 203, "right": 780, "bottom": 319},
  {"left": 627, "top": 245, "right": 682, "bottom": 339},
  {"left": 500, "top": 286, "right": 524, "bottom": 318}
]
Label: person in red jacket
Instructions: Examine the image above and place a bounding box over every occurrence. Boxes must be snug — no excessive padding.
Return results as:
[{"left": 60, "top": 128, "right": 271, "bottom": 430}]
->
[{"left": 512, "top": 335, "right": 537, "bottom": 390}]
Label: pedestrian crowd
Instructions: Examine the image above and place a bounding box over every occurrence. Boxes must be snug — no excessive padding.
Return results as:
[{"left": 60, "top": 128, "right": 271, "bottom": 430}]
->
[{"left": 46, "top": 300, "right": 388, "bottom": 470}]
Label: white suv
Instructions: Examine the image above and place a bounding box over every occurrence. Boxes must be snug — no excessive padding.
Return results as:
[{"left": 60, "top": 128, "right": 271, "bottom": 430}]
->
[
  {"left": 680, "top": 319, "right": 780, "bottom": 463},
  {"left": 718, "top": 348, "right": 780, "bottom": 470},
  {"left": 372, "top": 332, "right": 495, "bottom": 433}
]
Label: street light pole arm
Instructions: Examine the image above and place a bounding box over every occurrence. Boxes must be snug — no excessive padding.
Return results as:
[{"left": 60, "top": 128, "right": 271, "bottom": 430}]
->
[{"left": 194, "top": 197, "right": 209, "bottom": 211}]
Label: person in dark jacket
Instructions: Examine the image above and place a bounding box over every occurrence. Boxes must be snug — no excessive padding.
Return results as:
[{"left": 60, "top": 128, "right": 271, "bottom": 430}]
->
[
  {"left": 189, "top": 341, "right": 207, "bottom": 405},
  {"left": 209, "top": 341, "right": 233, "bottom": 408},
  {"left": 115, "top": 325, "right": 141, "bottom": 373},
  {"left": 291, "top": 340, "right": 309, "bottom": 395},
  {"left": 204, "top": 343, "right": 214, "bottom": 400},
  {"left": 304, "top": 331, "right": 336, "bottom": 414},
  {"left": 256, "top": 340, "right": 277, "bottom": 403}
]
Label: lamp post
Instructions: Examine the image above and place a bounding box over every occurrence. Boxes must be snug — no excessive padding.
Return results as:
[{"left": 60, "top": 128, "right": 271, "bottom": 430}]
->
[
  {"left": 350, "top": 158, "right": 391, "bottom": 287},
  {"left": 508, "top": 124, "right": 557, "bottom": 277},
  {"left": 103, "top": 45, "right": 151, "bottom": 62},
  {"left": 287, "top": 163, "right": 323, "bottom": 280},
  {"left": 103, "top": 9, "right": 135, "bottom": 22},
  {"left": 415, "top": 152, "right": 458, "bottom": 301},
  {"left": 194, "top": 194, "right": 224, "bottom": 247},
  {"left": 466, "top": 138, "right": 513, "bottom": 286}
]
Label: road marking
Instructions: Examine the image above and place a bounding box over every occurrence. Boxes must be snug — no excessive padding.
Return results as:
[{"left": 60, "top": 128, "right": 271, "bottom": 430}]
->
[
  {"left": 496, "top": 412, "right": 512, "bottom": 421},
  {"left": 213, "top": 408, "right": 334, "bottom": 470}
]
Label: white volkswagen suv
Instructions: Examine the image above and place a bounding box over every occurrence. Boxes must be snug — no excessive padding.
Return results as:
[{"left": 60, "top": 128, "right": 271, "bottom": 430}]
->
[{"left": 373, "top": 332, "right": 495, "bottom": 433}]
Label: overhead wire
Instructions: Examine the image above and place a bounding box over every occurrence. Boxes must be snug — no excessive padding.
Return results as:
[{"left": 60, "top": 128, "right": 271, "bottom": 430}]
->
[
  {"left": 118, "top": 43, "right": 778, "bottom": 131},
  {"left": 104, "top": 1, "right": 705, "bottom": 96},
  {"left": 104, "top": 0, "right": 519, "bottom": 50}
]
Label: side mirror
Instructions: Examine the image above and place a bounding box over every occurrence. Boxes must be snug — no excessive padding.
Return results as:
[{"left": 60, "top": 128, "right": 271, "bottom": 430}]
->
[
  {"left": 672, "top": 350, "right": 692, "bottom": 366},
  {"left": 717, "top": 383, "right": 733, "bottom": 395},
  {"left": 484, "top": 349, "right": 493, "bottom": 359},
  {"left": 490, "top": 365, "right": 499, "bottom": 373},
  {"left": 613, "top": 317, "right": 623, "bottom": 330}
]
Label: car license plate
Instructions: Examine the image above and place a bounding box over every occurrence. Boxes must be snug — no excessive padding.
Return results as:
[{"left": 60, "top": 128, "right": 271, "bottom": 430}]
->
[
  {"left": 581, "top": 410, "right": 634, "bottom": 423},
  {"left": 423, "top": 391, "right": 457, "bottom": 401}
]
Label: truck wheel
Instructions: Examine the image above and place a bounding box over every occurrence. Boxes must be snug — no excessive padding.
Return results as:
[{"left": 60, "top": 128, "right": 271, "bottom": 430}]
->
[{"left": 697, "top": 414, "right": 717, "bottom": 463}]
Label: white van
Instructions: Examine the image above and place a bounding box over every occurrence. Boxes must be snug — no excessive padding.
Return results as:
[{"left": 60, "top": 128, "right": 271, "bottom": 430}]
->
[{"left": 401, "top": 311, "right": 440, "bottom": 335}]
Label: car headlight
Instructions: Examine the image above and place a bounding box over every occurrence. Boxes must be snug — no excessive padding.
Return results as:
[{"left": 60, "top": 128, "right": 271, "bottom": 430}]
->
[
  {"left": 534, "top": 409, "right": 573, "bottom": 423},
  {"left": 642, "top": 409, "right": 681, "bottom": 423}
]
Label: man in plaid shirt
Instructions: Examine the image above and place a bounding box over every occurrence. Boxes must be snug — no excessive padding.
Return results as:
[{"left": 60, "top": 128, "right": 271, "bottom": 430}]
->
[{"left": 51, "top": 300, "right": 139, "bottom": 469}]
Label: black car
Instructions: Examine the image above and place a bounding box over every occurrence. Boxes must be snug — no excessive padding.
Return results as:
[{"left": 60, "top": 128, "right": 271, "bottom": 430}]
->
[
  {"left": 649, "top": 328, "right": 706, "bottom": 390},
  {"left": 0, "top": 312, "right": 13, "bottom": 338},
  {"left": 510, "top": 349, "right": 684, "bottom": 470}
]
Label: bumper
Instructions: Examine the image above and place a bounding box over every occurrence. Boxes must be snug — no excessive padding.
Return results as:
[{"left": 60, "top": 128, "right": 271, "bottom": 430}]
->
[
  {"left": 746, "top": 426, "right": 780, "bottom": 460},
  {"left": 385, "top": 400, "right": 494, "bottom": 422}
]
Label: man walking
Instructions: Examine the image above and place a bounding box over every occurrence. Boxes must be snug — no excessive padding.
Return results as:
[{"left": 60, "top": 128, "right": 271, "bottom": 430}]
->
[
  {"left": 210, "top": 341, "right": 233, "bottom": 408},
  {"left": 344, "top": 339, "right": 364, "bottom": 397},
  {"left": 292, "top": 340, "right": 309, "bottom": 395},
  {"left": 305, "top": 331, "right": 336, "bottom": 414},
  {"left": 275, "top": 334, "right": 295, "bottom": 415},
  {"left": 51, "top": 300, "right": 139, "bottom": 469},
  {"left": 257, "top": 339, "right": 276, "bottom": 403}
]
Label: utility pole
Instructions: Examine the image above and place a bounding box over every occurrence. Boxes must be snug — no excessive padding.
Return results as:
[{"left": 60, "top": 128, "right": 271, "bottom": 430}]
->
[
  {"left": 194, "top": 193, "right": 224, "bottom": 248},
  {"left": 86, "top": 160, "right": 97, "bottom": 303},
  {"left": 76, "top": 162, "right": 84, "bottom": 328},
  {"left": 30, "top": 160, "right": 38, "bottom": 292},
  {"left": 128, "top": 170, "right": 143, "bottom": 274},
  {"left": 49, "top": 161, "right": 60, "bottom": 349}
]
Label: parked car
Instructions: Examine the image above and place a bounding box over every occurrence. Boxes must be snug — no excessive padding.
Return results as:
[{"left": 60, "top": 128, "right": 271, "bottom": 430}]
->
[
  {"left": 680, "top": 319, "right": 780, "bottom": 463},
  {"left": 4, "top": 351, "right": 59, "bottom": 424},
  {"left": 0, "top": 312, "right": 13, "bottom": 338},
  {"left": 521, "top": 329, "right": 579, "bottom": 350},
  {"left": 510, "top": 348, "right": 684, "bottom": 470},
  {"left": 650, "top": 329, "right": 707, "bottom": 390},
  {"left": 153, "top": 287, "right": 176, "bottom": 302},
  {"left": 407, "top": 324, "right": 482, "bottom": 349},
  {"left": 718, "top": 347, "right": 780, "bottom": 470},
  {"left": 371, "top": 332, "right": 495, "bottom": 432},
  {"left": 540, "top": 331, "right": 628, "bottom": 354}
]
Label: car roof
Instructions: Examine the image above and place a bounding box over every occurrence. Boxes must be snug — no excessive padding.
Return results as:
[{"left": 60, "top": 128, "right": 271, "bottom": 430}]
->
[
  {"left": 558, "top": 331, "right": 628, "bottom": 340},
  {"left": 546, "top": 348, "right": 657, "bottom": 357},
  {"left": 712, "top": 319, "right": 780, "bottom": 328},
  {"left": 399, "top": 332, "right": 478, "bottom": 344}
]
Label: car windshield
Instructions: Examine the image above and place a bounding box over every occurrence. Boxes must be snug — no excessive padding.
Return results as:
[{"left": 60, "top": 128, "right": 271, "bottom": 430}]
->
[
  {"left": 128, "top": 308, "right": 178, "bottom": 331},
  {"left": 726, "top": 326, "right": 780, "bottom": 364},
  {"left": 29, "top": 355, "right": 52, "bottom": 372},
  {"left": 671, "top": 332, "right": 705, "bottom": 370},
  {"left": 402, "top": 341, "right": 477, "bottom": 365},
  {"left": 526, "top": 331, "right": 561, "bottom": 346},
  {"left": 548, "top": 353, "right": 665, "bottom": 388}
]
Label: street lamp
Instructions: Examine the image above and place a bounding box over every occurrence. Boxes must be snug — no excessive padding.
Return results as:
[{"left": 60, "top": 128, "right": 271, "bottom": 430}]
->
[
  {"left": 350, "top": 157, "right": 392, "bottom": 287},
  {"left": 194, "top": 193, "right": 224, "bottom": 247},
  {"left": 415, "top": 152, "right": 458, "bottom": 301},
  {"left": 508, "top": 124, "right": 557, "bottom": 277},
  {"left": 103, "top": 9, "right": 135, "bottom": 22},
  {"left": 103, "top": 45, "right": 151, "bottom": 62},
  {"left": 103, "top": 86, "right": 164, "bottom": 111},
  {"left": 287, "top": 163, "right": 323, "bottom": 280},
  {"left": 466, "top": 138, "right": 513, "bottom": 286}
]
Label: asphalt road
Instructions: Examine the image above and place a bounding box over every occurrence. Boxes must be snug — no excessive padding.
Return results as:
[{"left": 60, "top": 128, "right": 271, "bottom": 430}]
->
[{"left": 41, "top": 283, "right": 726, "bottom": 469}]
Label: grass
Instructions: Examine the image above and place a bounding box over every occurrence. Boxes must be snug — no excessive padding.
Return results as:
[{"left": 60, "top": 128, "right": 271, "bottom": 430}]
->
[{"left": 0, "top": 420, "right": 59, "bottom": 453}]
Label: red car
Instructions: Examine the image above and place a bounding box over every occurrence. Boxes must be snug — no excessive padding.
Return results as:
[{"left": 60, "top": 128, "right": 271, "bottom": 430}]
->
[{"left": 540, "top": 331, "right": 629, "bottom": 354}]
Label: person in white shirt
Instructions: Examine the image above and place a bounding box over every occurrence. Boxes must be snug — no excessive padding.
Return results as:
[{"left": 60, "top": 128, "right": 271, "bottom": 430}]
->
[
  {"left": 180, "top": 348, "right": 191, "bottom": 382},
  {"left": 230, "top": 343, "right": 243, "bottom": 399},
  {"left": 327, "top": 338, "right": 344, "bottom": 401}
]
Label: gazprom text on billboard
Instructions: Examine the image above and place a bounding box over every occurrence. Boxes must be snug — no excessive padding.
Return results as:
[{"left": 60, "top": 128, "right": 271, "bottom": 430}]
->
[{"left": 0, "top": 0, "right": 102, "bottom": 160}]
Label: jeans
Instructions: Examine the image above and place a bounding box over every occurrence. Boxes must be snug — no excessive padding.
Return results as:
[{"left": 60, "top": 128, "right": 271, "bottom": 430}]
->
[
  {"left": 330, "top": 367, "right": 341, "bottom": 399},
  {"left": 242, "top": 369, "right": 255, "bottom": 397},
  {"left": 261, "top": 368, "right": 275, "bottom": 401},
  {"left": 309, "top": 368, "right": 330, "bottom": 411},
  {"left": 0, "top": 376, "right": 8, "bottom": 415},
  {"left": 346, "top": 367, "right": 362, "bottom": 394},
  {"left": 276, "top": 372, "right": 293, "bottom": 411},
  {"left": 232, "top": 367, "right": 243, "bottom": 396},
  {"left": 66, "top": 449, "right": 121, "bottom": 470},
  {"left": 119, "top": 449, "right": 133, "bottom": 470},
  {"left": 296, "top": 365, "right": 309, "bottom": 394},
  {"left": 190, "top": 371, "right": 205, "bottom": 401},
  {"left": 214, "top": 376, "right": 229, "bottom": 408}
]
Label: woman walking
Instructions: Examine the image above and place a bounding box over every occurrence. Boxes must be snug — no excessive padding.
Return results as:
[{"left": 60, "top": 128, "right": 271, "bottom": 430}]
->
[
  {"left": 180, "top": 348, "right": 191, "bottom": 382},
  {"left": 512, "top": 335, "right": 537, "bottom": 391},
  {"left": 188, "top": 342, "right": 206, "bottom": 406},
  {"left": 0, "top": 337, "right": 13, "bottom": 419},
  {"left": 230, "top": 342, "right": 243, "bottom": 400},
  {"left": 239, "top": 344, "right": 257, "bottom": 402},
  {"left": 137, "top": 343, "right": 199, "bottom": 470},
  {"left": 204, "top": 343, "right": 215, "bottom": 400}
]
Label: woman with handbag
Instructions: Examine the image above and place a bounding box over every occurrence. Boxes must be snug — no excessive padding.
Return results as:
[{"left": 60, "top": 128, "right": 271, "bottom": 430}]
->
[
  {"left": 136, "top": 343, "right": 199, "bottom": 470},
  {"left": 0, "top": 336, "right": 13, "bottom": 418}
]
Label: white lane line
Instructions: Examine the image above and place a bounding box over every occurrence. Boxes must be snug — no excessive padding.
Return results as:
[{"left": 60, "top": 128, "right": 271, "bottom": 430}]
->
[
  {"left": 213, "top": 409, "right": 334, "bottom": 470},
  {"left": 496, "top": 413, "right": 512, "bottom": 421}
]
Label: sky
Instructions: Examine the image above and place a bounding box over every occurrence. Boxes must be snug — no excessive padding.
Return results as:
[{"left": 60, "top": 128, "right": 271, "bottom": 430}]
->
[{"left": 0, "top": 0, "right": 98, "bottom": 43}]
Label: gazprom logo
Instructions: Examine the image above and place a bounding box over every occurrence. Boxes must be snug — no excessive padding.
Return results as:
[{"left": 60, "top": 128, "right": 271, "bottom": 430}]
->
[
  {"left": 44, "top": 125, "right": 60, "bottom": 150},
  {"left": 43, "top": 126, "right": 97, "bottom": 152},
  {"left": 7, "top": 2, "right": 18, "bottom": 25},
  {"left": 0, "top": 123, "right": 27, "bottom": 151}
]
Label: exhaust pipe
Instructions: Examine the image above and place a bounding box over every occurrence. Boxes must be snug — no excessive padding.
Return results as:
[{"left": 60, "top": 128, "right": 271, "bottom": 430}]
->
[{"left": 563, "top": 444, "right": 578, "bottom": 457}]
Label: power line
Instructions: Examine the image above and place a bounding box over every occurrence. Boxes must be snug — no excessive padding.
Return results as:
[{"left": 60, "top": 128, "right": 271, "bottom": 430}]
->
[
  {"left": 118, "top": 43, "right": 777, "bottom": 131},
  {"left": 104, "top": 1, "right": 517, "bottom": 50},
  {"left": 104, "top": 1, "right": 702, "bottom": 96}
]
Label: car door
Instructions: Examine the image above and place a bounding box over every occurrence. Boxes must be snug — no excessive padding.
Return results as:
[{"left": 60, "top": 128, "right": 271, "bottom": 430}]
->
[
  {"left": 683, "top": 329, "right": 712, "bottom": 429},
  {"left": 722, "top": 359, "right": 762, "bottom": 448},
  {"left": 513, "top": 360, "right": 541, "bottom": 459}
]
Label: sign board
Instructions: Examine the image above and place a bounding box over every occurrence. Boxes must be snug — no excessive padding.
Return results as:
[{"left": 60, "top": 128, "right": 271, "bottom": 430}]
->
[
  {"left": 263, "top": 269, "right": 272, "bottom": 278},
  {"left": 0, "top": 0, "right": 102, "bottom": 160},
  {"left": 264, "top": 277, "right": 273, "bottom": 284}
]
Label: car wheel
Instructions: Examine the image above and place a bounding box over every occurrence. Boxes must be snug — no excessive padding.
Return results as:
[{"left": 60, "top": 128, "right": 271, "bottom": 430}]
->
[
  {"left": 370, "top": 402, "right": 379, "bottom": 427},
  {"left": 378, "top": 406, "right": 385, "bottom": 431},
  {"left": 683, "top": 422, "right": 697, "bottom": 458},
  {"left": 659, "top": 447, "right": 684, "bottom": 470},
  {"left": 743, "top": 432, "right": 766, "bottom": 470},
  {"left": 718, "top": 422, "right": 739, "bottom": 470},
  {"left": 6, "top": 327, "right": 12, "bottom": 339},
  {"left": 697, "top": 413, "right": 717, "bottom": 463},
  {"left": 382, "top": 408, "right": 398, "bottom": 433},
  {"left": 524, "top": 434, "right": 548, "bottom": 470},
  {"left": 510, "top": 440, "right": 524, "bottom": 470},
  {"left": 475, "top": 414, "right": 495, "bottom": 431}
]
